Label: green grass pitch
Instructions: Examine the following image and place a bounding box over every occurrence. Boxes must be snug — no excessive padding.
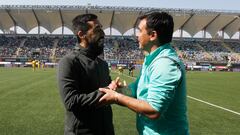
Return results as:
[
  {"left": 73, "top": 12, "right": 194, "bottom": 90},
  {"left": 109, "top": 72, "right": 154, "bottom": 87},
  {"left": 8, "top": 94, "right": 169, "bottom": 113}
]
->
[{"left": 0, "top": 67, "right": 240, "bottom": 135}]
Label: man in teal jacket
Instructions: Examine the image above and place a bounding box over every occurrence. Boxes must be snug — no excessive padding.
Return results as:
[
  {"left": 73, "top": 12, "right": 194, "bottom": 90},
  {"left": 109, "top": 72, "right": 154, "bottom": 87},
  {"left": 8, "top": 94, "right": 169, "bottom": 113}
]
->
[{"left": 99, "top": 11, "right": 189, "bottom": 135}]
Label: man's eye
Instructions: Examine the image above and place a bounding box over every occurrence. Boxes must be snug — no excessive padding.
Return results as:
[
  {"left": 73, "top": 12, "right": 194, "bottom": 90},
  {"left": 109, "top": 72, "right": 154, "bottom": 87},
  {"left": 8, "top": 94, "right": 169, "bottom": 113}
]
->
[{"left": 95, "top": 25, "right": 101, "bottom": 29}]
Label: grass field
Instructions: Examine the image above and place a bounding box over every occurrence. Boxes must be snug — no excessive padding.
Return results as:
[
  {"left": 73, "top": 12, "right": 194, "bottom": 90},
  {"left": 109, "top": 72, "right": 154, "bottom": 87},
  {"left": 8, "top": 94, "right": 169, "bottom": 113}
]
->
[{"left": 0, "top": 67, "right": 240, "bottom": 135}]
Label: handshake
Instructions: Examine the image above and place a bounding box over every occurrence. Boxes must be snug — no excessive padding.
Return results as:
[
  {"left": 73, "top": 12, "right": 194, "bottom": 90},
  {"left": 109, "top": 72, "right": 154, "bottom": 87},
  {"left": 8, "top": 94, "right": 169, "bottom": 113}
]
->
[
  {"left": 99, "top": 77, "right": 127, "bottom": 105},
  {"left": 107, "top": 77, "right": 127, "bottom": 91}
]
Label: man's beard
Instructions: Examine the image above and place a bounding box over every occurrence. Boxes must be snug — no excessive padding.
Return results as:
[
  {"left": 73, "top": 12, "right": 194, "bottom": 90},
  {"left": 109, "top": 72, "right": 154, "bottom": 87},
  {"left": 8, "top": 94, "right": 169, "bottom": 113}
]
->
[
  {"left": 88, "top": 28, "right": 105, "bottom": 56},
  {"left": 88, "top": 37, "right": 104, "bottom": 56}
]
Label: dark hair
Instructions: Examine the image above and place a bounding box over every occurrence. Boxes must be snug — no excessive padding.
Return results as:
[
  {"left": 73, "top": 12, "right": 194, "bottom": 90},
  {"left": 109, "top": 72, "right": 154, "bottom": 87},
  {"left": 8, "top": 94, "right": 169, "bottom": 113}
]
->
[
  {"left": 138, "top": 11, "right": 174, "bottom": 45},
  {"left": 72, "top": 14, "right": 97, "bottom": 43}
]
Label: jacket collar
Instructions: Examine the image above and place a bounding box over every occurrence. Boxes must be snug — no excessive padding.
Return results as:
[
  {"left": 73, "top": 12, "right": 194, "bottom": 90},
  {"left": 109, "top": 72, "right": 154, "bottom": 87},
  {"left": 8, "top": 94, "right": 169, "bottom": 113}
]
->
[
  {"left": 74, "top": 45, "right": 99, "bottom": 60},
  {"left": 145, "top": 43, "right": 171, "bottom": 65}
]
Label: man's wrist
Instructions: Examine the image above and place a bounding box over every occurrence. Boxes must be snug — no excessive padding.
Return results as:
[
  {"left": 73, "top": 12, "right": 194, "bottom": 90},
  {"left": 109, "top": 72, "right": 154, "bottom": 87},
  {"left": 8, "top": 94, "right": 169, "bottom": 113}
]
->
[{"left": 114, "top": 92, "right": 120, "bottom": 104}]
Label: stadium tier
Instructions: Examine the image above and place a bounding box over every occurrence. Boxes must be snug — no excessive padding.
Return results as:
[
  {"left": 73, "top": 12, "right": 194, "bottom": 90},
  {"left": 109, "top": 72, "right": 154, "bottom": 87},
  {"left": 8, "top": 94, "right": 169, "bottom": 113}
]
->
[
  {"left": 0, "top": 35, "right": 240, "bottom": 63},
  {"left": 0, "top": 5, "right": 239, "bottom": 71},
  {"left": 0, "top": 5, "right": 239, "bottom": 37}
]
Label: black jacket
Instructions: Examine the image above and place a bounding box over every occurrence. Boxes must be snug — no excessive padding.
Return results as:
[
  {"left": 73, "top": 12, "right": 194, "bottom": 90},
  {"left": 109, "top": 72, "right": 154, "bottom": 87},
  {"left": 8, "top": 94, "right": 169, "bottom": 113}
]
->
[{"left": 58, "top": 46, "right": 114, "bottom": 135}]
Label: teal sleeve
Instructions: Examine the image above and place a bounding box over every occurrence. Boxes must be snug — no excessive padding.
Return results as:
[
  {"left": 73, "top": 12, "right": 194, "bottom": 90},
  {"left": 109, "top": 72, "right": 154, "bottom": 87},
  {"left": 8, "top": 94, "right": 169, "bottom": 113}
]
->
[
  {"left": 147, "top": 58, "right": 181, "bottom": 113},
  {"left": 128, "top": 76, "right": 139, "bottom": 98}
]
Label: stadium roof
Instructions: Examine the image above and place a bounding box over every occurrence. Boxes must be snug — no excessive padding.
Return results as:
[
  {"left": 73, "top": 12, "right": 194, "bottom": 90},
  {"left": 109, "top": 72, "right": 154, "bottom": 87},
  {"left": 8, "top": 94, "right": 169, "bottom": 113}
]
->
[{"left": 0, "top": 5, "right": 239, "bottom": 38}]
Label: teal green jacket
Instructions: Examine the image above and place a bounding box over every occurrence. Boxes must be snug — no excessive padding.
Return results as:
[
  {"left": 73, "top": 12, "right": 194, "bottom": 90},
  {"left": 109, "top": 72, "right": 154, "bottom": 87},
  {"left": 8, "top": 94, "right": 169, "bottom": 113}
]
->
[{"left": 129, "top": 43, "right": 189, "bottom": 135}]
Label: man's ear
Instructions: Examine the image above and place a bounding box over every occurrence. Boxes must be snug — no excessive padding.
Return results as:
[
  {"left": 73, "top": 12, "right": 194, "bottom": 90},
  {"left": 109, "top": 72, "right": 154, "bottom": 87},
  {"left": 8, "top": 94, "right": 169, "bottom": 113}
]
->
[
  {"left": 77, "top": 31, "right": 86, "bottom": 39},
  {"left": 150, "top": 31, "right": 158, "bottom": 41}
]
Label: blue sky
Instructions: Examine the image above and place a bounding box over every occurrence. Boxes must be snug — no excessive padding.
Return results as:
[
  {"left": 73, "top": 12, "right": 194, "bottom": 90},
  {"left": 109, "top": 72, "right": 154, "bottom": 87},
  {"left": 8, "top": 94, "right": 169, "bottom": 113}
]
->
[{"left": 0, "top": 0, "right": 239, "bottom": 11}]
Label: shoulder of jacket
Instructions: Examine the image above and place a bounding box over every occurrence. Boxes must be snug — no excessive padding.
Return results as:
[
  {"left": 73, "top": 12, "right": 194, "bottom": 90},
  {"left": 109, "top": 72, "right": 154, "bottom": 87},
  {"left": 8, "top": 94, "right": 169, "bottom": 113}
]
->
[
  {"left": 97, "top": 57, "right": 107, "bottom": 63},
  {"left": 60, "top": 52, "right": 79, "bottom": 64}
]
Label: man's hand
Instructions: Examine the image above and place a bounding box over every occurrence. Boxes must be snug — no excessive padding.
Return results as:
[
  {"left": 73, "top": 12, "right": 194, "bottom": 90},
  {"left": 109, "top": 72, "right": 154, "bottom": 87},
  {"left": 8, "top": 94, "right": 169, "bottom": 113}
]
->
[
  {"left": 99, "top": 87, "right": 160, "bottom": 119},
  {"left": 99, "top": 88, "right": 120, "bottom": 105},
  {"left": 108, "top": 77, "right": 127, "bottom": 91}
]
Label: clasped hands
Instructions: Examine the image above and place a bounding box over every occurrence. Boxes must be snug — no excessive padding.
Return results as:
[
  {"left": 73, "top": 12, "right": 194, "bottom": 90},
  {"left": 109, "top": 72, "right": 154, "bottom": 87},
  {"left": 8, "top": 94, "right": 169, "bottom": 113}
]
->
[{"left": 99, "top": 77, "right": 127, "bottom": 105}]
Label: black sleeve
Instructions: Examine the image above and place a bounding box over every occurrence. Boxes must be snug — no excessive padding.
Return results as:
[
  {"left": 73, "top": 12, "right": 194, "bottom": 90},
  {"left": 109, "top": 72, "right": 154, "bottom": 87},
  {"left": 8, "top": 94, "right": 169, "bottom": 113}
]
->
[
  {"left": 57, "top": 56, "right": 104, "bottom": 111},
  {"left": 104, "top": 60, "right": 112, "bottom": 85}
]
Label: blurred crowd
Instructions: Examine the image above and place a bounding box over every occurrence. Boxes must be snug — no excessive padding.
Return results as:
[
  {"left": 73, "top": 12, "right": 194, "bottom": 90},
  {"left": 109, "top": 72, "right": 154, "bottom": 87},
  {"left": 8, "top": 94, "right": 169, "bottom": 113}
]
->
[{"left": 0, "top": 35, "right": 240, "bottom": 63}]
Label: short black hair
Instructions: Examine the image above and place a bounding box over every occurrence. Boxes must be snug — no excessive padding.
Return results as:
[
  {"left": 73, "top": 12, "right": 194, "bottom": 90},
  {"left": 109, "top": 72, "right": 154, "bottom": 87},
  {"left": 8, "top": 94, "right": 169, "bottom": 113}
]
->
[
  {"left": 72, "top": 14, "right": 98, "bottom": 43},
  {"left": 138, "top": 11, "right": 174, "bottom": 45}
]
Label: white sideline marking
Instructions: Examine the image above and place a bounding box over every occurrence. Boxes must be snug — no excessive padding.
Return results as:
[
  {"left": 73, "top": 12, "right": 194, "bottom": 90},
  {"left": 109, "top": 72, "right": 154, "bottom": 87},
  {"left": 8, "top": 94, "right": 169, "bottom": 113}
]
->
[
  {"left": 187, "top": 96, "right": 240, "bottom": 116},
  {"left": 111, "top": 70, "right": 240, "bottom": 116}
]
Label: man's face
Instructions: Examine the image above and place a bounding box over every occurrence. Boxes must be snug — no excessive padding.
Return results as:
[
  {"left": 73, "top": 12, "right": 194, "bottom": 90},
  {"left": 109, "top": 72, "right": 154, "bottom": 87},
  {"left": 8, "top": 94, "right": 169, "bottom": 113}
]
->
[
  {"left": 136, "top": 19, "right": 151, "bottom": 50},
  {"left": 86, "top": 20, "right": 105, "bottom": 48}
]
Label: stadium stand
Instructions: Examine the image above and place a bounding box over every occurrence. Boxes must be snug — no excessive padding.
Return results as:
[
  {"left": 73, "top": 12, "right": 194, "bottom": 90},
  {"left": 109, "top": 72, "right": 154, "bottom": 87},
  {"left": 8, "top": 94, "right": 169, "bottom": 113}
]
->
[
  {"left": 0, "top": 5, "right": 239, "bottom": 71},
  {"left": 1, "top": 35, "right": 240, "bottom": 62}
]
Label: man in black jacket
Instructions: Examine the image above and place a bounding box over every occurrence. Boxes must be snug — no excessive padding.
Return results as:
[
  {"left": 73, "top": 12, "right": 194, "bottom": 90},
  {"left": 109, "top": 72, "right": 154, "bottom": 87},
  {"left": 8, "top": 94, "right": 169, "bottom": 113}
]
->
[{"left": 58, "top": 14, "right": 114, "bottom": 135}]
